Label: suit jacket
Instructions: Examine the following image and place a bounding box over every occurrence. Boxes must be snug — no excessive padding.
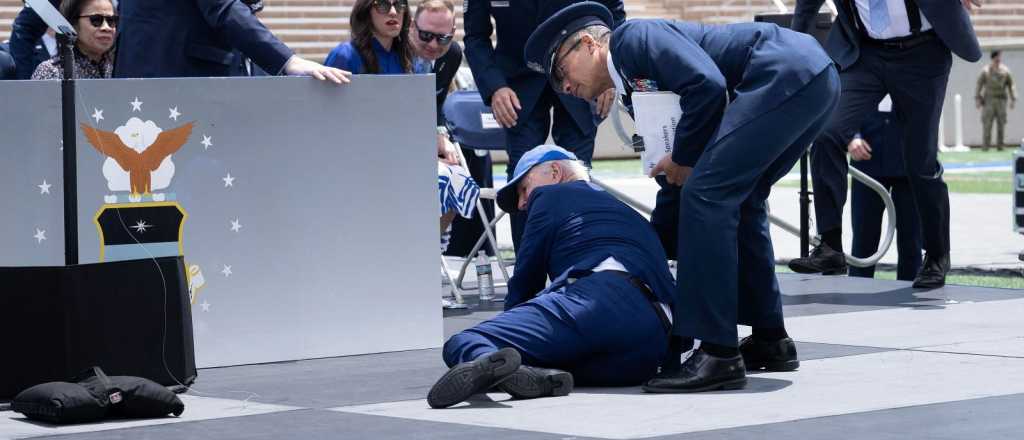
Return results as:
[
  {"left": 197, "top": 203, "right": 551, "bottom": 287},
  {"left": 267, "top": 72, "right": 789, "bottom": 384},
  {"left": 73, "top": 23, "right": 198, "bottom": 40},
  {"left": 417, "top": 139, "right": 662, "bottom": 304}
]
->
[
  {"left": 8, "top": 0, "right": 59, "bottom": 80},
  {"left": 851, "top": 109, "right": 908, "bottom": 179},
  {"left": 463, "top": 0, "right": 625, "bottom": 132},
  {"left": 432, "top": 43, "right": 463, "bottom": 126},
  {"left": 792, "top": 0, "right": 981, "bottom": 69},
  {"left": 0, "top": 46, "right": 16, "bottom": 80},
  {"left": 610, "top": 20, "right": 832, "bottom": 166},
  {"left": 506, "top": 180, "right": 676, "bottom": 310},
  {"left": 114, "top": 0, "right": 293, "bottom": 78}
]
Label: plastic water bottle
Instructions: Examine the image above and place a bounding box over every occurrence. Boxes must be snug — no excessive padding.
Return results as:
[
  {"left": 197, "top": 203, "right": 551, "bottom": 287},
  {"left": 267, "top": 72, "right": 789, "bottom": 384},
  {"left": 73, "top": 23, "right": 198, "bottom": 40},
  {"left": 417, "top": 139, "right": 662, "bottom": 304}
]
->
[{"left": 476, "top": 250, "right": 494, "bottom": 301}]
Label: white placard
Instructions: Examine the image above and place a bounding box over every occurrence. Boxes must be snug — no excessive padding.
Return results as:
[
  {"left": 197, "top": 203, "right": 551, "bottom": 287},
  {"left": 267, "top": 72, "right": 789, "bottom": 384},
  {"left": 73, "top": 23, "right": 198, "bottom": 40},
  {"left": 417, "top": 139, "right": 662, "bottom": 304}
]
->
[
  {"left": 632, "top": 91, "right": 681, "bottom": 176},
  {"left": 480, "top": 112, "right": 500, "bottom": 130}
]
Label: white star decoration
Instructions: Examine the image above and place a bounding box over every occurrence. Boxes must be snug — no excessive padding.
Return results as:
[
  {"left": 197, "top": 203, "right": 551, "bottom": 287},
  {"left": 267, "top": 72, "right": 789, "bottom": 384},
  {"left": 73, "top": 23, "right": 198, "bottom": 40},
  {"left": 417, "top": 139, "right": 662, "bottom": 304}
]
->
[
  {"left": 221, "top": 265, "right": 233, "bottom": 277},
  {"left": 200, "top": 300, "right": 211, "bottom": 312},
  {"left": 33, "top": 229, "right": 46, "bottom": 243},
  {"left": 201, "top": 135, "right": 213, "bottom": 150},
  {"left": 230, "top": 219, "right": 242, "bottom": 232},
  {"left": 131, "top": 219, "right": 152, "bottom": 234},
  {"left": 130, "top": 97, "right": 143, "bottom": 112},
  {"left": 91, "top": 108, "right": 104, "bottom": 123},
  {"left": 38, "top": 180, "right": 51, "bottom": 195},
  {"left": 222, "top": 173, "right": 234, "bottom": 187},
  {"left": 169, "top": 107, "right": 181, "bottom": 121}
]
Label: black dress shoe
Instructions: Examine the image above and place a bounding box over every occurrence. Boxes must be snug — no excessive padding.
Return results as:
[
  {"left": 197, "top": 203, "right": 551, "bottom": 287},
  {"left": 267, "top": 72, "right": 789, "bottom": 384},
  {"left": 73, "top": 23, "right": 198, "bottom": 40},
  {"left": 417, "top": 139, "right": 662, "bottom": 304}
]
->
[
  {"left": 642, "top": 349, "right": 746, "bottom": 393},
  {"left": 499, "top": 365, "right": 574, "bottom": 399},
  {"left": 427, "top": 348, "right": 521, "bottom": 409},
  {"left": 788, "top": 243, "right": 848, "bottom": 275},
  {"left": 739, "top": 336, "right": 799, "bottom": 372},
  {"left": 912, "top": 253, "right": 950, "bottom": 289}
]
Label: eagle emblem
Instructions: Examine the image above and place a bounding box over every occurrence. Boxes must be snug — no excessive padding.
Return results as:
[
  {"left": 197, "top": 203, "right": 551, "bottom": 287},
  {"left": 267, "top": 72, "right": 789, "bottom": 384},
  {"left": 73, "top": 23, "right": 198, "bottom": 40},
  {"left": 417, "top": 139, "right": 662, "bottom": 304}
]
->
[{"left": 80, "top": 121, "right": 194, "bottom": 197}]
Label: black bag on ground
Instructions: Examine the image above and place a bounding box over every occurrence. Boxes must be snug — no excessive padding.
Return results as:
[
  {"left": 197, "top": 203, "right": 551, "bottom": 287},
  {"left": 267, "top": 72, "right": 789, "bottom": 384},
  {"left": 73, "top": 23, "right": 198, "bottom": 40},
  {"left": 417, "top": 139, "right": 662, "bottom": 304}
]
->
[
  {"left": 12, "top": 381, "right": 109, "bottom": 424},
  {"left": 77, "top": 367, "right": 185, "bottom": 419}
]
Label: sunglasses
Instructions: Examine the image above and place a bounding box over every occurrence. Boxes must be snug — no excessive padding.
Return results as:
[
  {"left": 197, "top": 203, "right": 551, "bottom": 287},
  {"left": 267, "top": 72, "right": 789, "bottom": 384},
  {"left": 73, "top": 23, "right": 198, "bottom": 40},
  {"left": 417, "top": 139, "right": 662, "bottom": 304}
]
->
[
  {"left": 371, "top": 0, "right": 408, "bottom": 14},
  {"left": 79, "top": 14, "right": 119, "bottom": 28},
  {"left": 416, "top": 28, "right": 454, "bottom": 45}
]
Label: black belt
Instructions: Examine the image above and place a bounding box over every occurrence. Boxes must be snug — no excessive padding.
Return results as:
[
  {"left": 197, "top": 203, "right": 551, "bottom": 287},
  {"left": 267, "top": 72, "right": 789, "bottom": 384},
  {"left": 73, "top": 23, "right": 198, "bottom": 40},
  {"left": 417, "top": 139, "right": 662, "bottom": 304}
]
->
[
  {"left": 862, "top": 30, "right": 937, "bottom": 50},
  {"left": 600, "top": 270, "right": 673, "bottom": 334}
]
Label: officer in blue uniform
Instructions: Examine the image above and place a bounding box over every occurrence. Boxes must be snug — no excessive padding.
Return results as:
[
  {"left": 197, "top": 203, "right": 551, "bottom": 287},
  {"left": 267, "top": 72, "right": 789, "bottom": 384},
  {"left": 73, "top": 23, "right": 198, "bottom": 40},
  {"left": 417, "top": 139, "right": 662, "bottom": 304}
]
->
[
  {"left": 428, "top": 145, "right": 675, "bottom": 409},
  {"left": 462, "top": 0, "right": 625, "bottom": 249},
  {"left": 525, "top": 2, "right": 841, "bottom": 392},
  {"left": 849, "top": 101, "right": 923, "bottom": 281}
]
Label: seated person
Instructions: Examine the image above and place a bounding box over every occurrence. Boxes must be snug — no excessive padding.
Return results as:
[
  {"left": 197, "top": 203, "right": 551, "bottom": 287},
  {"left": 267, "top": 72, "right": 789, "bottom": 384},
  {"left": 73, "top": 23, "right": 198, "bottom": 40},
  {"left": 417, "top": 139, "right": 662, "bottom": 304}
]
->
[
  {"left": 324, "top": 0, "right": 420, "bottom": 74},
  {"left": 428, "top": 145, "right": 676, "bottom": 409},
  {"left": 848, "top": 97, "right": 923, "bottom": 281},
  {"left": 31, "top": 0, "right": 116, "bottom": 79}
]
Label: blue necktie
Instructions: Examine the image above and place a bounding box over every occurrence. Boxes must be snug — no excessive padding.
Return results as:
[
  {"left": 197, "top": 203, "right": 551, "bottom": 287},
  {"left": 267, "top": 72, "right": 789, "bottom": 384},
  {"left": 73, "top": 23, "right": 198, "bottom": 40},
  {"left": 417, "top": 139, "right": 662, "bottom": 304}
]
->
[{"left": 869, "top": 0, "right": 890, "bottom": 32}]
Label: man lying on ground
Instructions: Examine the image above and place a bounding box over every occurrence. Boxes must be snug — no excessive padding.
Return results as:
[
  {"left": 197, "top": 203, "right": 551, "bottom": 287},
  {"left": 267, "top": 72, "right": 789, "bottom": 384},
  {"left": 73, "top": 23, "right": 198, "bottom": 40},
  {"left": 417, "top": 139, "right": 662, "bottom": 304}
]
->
[{"left": 427, "top": 144, "right": 675, "bottom": 409}]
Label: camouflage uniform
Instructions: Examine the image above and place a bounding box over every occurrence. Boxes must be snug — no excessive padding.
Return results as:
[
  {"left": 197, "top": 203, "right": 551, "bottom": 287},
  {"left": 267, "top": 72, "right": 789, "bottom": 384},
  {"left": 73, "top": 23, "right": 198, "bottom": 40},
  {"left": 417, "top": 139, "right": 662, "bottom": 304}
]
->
[{"left": 976, "top": 64, "right": 1017, "bottom": 149}]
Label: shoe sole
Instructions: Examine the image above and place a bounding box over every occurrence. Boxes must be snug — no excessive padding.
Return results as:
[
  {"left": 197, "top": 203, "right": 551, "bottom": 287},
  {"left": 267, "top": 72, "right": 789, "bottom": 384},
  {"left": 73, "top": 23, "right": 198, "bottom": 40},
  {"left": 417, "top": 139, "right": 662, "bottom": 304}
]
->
[
  {"left": 912, "top": 281, "right": 945, "bottom": 289},
  {"left": 642, "top": 377, "right": 747, "bottom": 394},
  {"left": 745, "top": 359, "right": 800, "bottom": 372},
  {"left": 500, "top": 369, "right": 574, "bottom": 400},
  {"left": 787, "top": 262, "right": 848, "bottom": 275},
  {"left": 427, "top": 348, "right": 521, "bottom": 409}
]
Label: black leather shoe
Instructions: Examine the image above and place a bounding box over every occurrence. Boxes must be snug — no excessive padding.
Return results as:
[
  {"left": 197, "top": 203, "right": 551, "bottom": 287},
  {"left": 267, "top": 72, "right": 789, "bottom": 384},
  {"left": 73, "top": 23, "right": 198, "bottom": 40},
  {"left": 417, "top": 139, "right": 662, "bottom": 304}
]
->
[
  {"left": 499, "top": 365, "right": 574, "bottom": 399},
  {"left": 427, "top": 348, "right": 521, "bottom": 409},
  {"left": 642, "top": 349, "right": 746, "bottom": 393},
  {"left": 788, "top": 243, "right": 848, "bottom": 275},
  {"left": 912, "top": 253, "right": 950, "bottom": 289},
  {"left": 739, "top": 336, "right": 799, "bottom": 372}
]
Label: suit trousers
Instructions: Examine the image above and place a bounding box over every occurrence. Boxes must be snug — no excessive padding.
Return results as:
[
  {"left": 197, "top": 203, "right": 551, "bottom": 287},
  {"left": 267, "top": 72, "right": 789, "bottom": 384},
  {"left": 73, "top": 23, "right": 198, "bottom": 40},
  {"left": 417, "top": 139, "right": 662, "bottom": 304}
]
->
[
  {"left": 442, "top": 272, "right": 668, "bottom": 386},
  {"left": 811, "top": 38, "right": 952, "bottom": 256},
  {"left": 505, "top": 86, "right": 596, "bottom": 250},
  {"left": 673, "top": 67, "right": 841, "bottom": 347},
  {"left": 849, "top": 177, "right": 923, "bottom": 281}
]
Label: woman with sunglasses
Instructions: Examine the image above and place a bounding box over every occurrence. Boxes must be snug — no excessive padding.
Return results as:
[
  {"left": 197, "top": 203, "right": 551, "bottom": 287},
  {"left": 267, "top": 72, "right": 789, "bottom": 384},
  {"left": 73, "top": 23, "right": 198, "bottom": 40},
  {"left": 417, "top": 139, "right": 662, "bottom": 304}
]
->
[
  {"left": 31, "top": 0, "right": 117, "bottom": 79},
  {"left": 324, "top": 0, "right": 423, "bottom": 75}
]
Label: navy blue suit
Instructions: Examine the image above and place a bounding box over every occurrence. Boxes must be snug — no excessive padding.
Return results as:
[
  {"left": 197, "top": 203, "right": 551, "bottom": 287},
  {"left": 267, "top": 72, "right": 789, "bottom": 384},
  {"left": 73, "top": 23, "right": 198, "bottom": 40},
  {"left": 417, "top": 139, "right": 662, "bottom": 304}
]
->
[
  {"left": 7, "top": 0, "right": 59, "bottom": 80},
  {"left": 610, "top": 20, "right": 840, "bottom": 346},
  {"left": 114, "top": 0, "right": 293, "bottom": 78},
  {"left": 0, "top": 46, "right": 15, "bottom": 80},
  {"left": 849, "top": 109, "right": 923, "bottom": 281},
  {"left": 793, "top": 0, "right": 981, "bottom": 257},
  {"left": 443, "top": 180, "right": 674, "bottom": 385},
  {"left": 462, "top": 0, "right": 624, "bottom": 248}
]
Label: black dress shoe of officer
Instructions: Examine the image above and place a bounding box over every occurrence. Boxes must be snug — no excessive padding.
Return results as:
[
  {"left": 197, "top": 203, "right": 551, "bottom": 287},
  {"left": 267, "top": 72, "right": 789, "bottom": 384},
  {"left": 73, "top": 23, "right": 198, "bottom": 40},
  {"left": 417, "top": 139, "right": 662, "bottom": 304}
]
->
[
  {"left": 427, "top": 348, "right": 521, "bottom": 409},
  {"left": 499, "top": 365, "right": 574, "bottom": 399},
  {"left": 642, "top": 349, "right": 746, "bottom": 393},
  {"left": 912, "top": 253, "right": 950, "bottom": 289},
  {"left": 787, "top": 243, "right": 848, "bottom": 275},
  {"left": 740, "top": 336, "right": 799, "bottom": 372}
]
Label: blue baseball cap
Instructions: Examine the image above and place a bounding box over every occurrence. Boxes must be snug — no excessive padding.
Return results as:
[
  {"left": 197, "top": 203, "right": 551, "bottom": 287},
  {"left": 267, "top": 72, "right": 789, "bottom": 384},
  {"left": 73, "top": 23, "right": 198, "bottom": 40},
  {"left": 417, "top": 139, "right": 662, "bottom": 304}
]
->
[
  {"left": 496, "top": 145, "right": 578, "bottom": 212},
  {"left": 524, "top": 2, "right": 614, "bottom": 89}
]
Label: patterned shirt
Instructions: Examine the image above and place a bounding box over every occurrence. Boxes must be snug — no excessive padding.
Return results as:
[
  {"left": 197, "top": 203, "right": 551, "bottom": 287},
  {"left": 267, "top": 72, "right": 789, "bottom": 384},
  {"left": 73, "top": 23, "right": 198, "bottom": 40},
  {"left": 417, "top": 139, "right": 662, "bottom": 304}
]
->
[{"left": 31, "top": 47, "right": 113, "bottom": 80}]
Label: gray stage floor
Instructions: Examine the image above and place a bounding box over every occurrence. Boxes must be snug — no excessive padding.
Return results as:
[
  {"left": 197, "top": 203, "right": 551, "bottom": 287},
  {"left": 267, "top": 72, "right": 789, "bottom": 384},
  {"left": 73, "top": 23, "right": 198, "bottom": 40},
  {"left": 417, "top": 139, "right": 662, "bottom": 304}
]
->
[{"left": 3, "top": 273, "right": 1023, "bottom": 439}]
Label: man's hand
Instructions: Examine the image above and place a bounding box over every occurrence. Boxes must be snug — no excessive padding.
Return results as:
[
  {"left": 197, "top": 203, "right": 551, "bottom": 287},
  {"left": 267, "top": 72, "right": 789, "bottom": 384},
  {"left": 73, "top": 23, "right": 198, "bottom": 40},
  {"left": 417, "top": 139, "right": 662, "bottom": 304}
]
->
[
  {"left": 848, "top": 137, "right": 873, "bottom": 161},
  {"left": 283, "top": 56, "right": 351, "bottom": 84},
  {"left": 962, "top": 0, "right": 982, "bottom": 12},
  {"left": 491, "top": 87, "right": 521, "bottom": 128},
  {"left": 437, "top": 133, "right": 460, "bottom": 165},
  {"left": 649, "top": 155, "right": 693, "bottom": 187},
  {"left": 594, "top": 88, "right": 616, "bottom": 119}
]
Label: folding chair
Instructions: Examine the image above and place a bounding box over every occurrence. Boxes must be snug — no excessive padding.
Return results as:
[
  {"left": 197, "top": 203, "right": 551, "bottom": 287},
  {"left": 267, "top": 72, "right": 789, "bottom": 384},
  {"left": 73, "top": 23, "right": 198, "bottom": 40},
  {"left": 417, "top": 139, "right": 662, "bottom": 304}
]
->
[{"left": 440, "top": 89, "right": 514, "bottom": 304}]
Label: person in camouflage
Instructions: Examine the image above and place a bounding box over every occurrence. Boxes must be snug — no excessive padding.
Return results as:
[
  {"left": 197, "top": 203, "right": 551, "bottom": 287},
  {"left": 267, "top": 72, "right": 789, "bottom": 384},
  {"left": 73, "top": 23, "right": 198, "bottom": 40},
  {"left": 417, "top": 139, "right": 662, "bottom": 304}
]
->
[{"left": 976, "top": 50, "right": 1017, "bottom": 150}]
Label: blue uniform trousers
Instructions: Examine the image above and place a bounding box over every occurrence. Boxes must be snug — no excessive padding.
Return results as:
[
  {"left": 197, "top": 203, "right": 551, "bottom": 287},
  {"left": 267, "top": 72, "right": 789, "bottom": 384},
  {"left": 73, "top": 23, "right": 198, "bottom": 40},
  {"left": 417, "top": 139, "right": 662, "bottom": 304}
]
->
[
  {"left": 849, "top": 177, "right": 923, "bottom": 281},
  {"left": 443, "top": 272, "right": 668, "bottom": 386},
  {"left": 674, "top": 67, "right": 841, "bottom": 347},
  {"left": 506, "top": 86, "right": 596, "bottom": 250}
]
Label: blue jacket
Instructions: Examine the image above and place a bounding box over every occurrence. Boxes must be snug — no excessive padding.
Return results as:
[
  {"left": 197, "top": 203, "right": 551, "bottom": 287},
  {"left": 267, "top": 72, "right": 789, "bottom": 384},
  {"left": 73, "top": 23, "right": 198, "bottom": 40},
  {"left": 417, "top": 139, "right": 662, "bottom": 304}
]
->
[
  {"left": 324, "top": 39, "right": 427, "bottom": 74},
  {"left": 792, "top": 0, "right": 981, "bottom": 69},
  {"left": 114, "top": 0, "right": 293, "bottom": 78},
  {"left": 506, "top": 180, "right": 676, "bottom": 310},
  {"left": 610, "top": 20, "right": 832, "bottom": 167},
  {"left": 463, "top": 0, "right": 625, "bottom": 132}
]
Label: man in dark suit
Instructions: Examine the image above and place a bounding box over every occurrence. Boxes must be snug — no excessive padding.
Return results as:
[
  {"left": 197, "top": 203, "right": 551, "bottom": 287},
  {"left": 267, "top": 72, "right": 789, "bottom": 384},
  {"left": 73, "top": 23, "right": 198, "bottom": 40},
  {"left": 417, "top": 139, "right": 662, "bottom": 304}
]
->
[
  {"left": 463, "top": 0, "right": 624, "bottom": 249},
  {"left": 526, "top": 2, "right": 840, "bottom": 392},
  {"left": 429, "top": 145, "right": 675, "bottom": 409},
  {"left": 8, "top": 0, "right": 59, "bottom": 80},
  {"left": 787, "top": 0, "right": 983, "bottom": 288}
]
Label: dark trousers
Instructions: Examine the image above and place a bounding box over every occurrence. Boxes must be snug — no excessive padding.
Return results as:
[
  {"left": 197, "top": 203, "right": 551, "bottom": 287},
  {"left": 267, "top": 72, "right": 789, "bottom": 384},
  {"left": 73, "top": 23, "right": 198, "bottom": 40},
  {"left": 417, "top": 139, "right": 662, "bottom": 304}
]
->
[
  {"left": 674, "top": 67, "right": 841, "bottom": 347},
  {"left": 505, "top": 86, "right": 596, "bottom": 249},
  {"left": 444, "top": 145, "right": 496, "bottom": 257},
  {"left": 849, "top": 177, "right": 923, "bottom": 281},
  {"left": 652, "top": 176, "right": 680, "bottom": 260},
  {"left": 811, "top": 38, "right": 952, "bottom": 256},
  {"left": 442, "top": 272, "right": 668, "bottom": 386}
]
